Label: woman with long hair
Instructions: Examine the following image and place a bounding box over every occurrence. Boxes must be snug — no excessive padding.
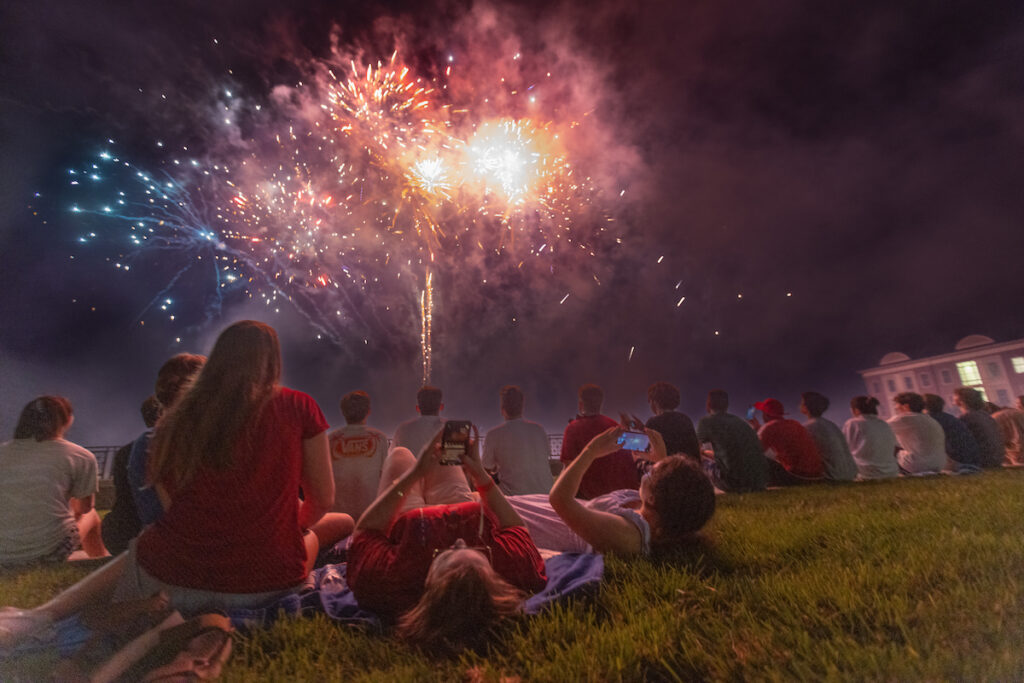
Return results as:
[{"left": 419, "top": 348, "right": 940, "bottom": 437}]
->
[
  {"left": 0, "top": 321, "right": 352, "bottom": 646},
  {"left": 347, "top": 430, "right": 547, "bottom": 654},
  {"left": 0, "top": 396, "right": 107, "bottom": 565}
]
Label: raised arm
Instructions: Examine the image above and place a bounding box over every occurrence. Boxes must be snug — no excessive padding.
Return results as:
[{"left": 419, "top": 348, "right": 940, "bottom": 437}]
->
[
  {"left": 460, "top": 430, "right": 525, "bottom": 529},
  {"left": 298, "top": 430, "right": 334, "bottom": 529},
  {"left": 548, "top": 426, "right": 644, "bottom": 555},
  {"left": 356, "top": 430, "right": 442, "bottom": 533}
]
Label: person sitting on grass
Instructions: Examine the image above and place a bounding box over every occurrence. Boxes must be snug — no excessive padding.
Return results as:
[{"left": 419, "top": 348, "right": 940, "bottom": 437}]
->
[
  {"left": 507, "top": 425, "right": 716, "bottom": 555},
  {"left": 887, "top": 392, "right": 947, "bottom": 475},
  {"left": 751, "top": 398, "right": 825, "bottom": 486},
  {"left": 0, "top": 321, "right": 354, "bottom": 648},
  {"left": 799, "top": 391, "right": 858, "bottom": 482},
  {"left": 0, "top": 396, "right": 107, "bottom": 567},
  {"left": 843, "top": 396, "right": 899, "bottom": 480},
  {"left": 346, "top": 429, "right": 546, "bottom": 654},
  {"left": 953, "top": 387, "right": 1006, "bottom": 468},
  {"left": 922, "top": 393, "right": 981, "bottom": 472}
]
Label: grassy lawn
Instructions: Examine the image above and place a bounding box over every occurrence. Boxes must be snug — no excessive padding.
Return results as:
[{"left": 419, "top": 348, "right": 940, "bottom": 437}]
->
[{"left": 3, "top": 469, "right": 1024, "bottom": 680}]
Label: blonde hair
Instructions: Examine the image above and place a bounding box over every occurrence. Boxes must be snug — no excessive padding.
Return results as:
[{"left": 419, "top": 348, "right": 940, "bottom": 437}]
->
[
  {"left": 397, "top": 560, "right": 524, "bottom": 654},
  {"left": 149, "top": 321, "right": 281, "bottom": 491}
]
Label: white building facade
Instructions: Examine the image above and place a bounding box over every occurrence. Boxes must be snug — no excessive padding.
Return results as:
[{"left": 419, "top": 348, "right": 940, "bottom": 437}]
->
[{"left": 859, "top": 335, "right": 1024, "bottom": 419}]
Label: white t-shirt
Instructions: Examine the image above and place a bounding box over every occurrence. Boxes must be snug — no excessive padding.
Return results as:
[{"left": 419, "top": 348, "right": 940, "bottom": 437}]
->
[
  {"left": 482, "top": 418, "right": 554, "bottom": 495},
  {"left": 0, "top": 438, "right": 98, "bottom": 564},
  {"left": 390, "top": 415, "right": 473, "bottom": 506},
  {"left": 327, "top": 424, "right": 388, "bottom": 520},
  {"left": 887, "top": 412, "right": 947, "bottom": 474},
  {"left": 507, "top": 490, "right": 651, "bottom": 555},
  {"left": 842, "top": 415, "right": 899, "bottom": 480}
]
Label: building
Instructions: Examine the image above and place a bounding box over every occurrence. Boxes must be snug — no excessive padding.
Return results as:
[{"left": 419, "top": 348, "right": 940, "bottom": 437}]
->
[{"left": 859, "top": 335, "right": 1024, "bottom": 419}]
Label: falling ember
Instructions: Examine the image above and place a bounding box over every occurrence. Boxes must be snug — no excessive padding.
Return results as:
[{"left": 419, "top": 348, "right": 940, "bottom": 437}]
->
[
  {"left": 628, "top": 345, "right": 635, "bottom": 362},
  {"left": 420, "top": 268, "right": 434, "bottom": 383},
  {"left": 676, "top": 296, "right": 686, "bottom": 307},
  {"left": 559, "top": 293, "right": 570, "bottom": 304}
]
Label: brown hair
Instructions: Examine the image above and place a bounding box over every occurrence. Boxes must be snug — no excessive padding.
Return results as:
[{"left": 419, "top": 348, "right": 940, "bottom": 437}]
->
[
  {"left": 417, "top": 386, "right": 443, "bottom": 415},
  {"left": 954, "top": 387, "right": 985, "bottom": 412},
  {"left": 500, "top": 385, "right": 524, "bottom": 419},
  {"left": 893, "top": 392, "right": 925, "bottom": 413},
  {"left": 154, "top": 353, "right": 206, "bottom": 408},
  {"left": 922, "top": 393, "right": 945, "bottom": 413},
  {"left": 340, "top": 390, "right": 371, "bottom": 424},
  {"left": 14, "top": 396, "right": 73, "bottom": 441},
  {"left": 647, "top": 457, "right": 715, "bottom": 548},
  {"left": 578, "top": 383, "right": 604, "bottom": 414},
  {"left": 140, "top": 395, "right": 162, "bottom": 429},
  {"left": 647, "top": 382, "right": 680, "bottom": 411},
  {"left": 707, "top": 389, "right": 729, "bottom": 413},
  {"left": 149, "top": 321, "right": 281, "bottom": 491},
  {"left": 801, "top": 391, "right": 829, "bottom": 418},
  {"left": 850, "top": 396, "right": 880, "bottom": 415},
  {"left": 396, "top": 560, "right": 524, "bottom": 654}
]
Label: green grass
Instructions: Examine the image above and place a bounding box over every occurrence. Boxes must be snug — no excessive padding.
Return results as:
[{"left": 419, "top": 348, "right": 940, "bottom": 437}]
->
[{"left": 4, "top": 470, "right": 1024, "bottom": 680}]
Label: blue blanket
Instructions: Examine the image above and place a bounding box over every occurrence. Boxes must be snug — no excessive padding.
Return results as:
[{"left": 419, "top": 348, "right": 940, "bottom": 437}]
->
[
  {"left": 228, "top": 551, "right": 605, "bottom": 631},
  {"left": 6, "top": 552, "right": 603, "bottom": 659}
]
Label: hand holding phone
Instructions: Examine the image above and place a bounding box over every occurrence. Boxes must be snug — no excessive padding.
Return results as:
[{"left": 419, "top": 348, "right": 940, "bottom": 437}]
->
[
  {"left": 616, "top": 430, "right": 651, "bottom": 452},
  {"left": 440, "top": 420, "right": 473, "bottom": 466}
]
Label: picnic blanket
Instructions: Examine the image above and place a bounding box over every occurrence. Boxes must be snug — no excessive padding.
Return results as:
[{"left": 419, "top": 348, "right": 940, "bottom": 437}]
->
[{"left": 7, "top": 552, "right": 603, "bottom": 659}]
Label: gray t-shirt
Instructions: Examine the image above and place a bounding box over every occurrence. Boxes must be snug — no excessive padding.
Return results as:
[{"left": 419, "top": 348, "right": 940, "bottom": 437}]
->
[
  {"left": 0, "top": 438, "right": 98, "bottom": 564},
  {"left": 805, "top": 417, "right": 859, "bottom": 481}
]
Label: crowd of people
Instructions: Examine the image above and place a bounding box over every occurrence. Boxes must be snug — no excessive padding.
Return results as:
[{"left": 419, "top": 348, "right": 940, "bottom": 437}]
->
[{"left": 1, "top": 318, "right": 1022, "bottom": 653}]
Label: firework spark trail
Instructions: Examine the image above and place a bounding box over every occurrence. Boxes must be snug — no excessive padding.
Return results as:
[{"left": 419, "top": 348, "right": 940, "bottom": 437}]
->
[{"left": 420, "top": 268, "right": 434, "bottom": 383}]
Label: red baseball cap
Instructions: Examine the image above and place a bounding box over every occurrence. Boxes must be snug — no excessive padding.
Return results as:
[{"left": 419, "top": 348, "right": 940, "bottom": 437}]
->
[{"left": 754, "top": 398, "right": 785, "bottom": 417}]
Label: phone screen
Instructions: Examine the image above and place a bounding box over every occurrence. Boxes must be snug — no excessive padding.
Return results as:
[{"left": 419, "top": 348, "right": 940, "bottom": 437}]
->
[
  {"left": 617, "top": 430, "right": 650, "bottom": 451},
  {"left": 746, "top": 406, "right": 757, "bottom": 420},
  {"left": 441, "top": 421, "right": 472, "bottom": 465}
]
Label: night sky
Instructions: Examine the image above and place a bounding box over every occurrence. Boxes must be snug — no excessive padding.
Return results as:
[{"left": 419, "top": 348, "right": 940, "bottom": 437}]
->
[{"left": 2, "top": 0, "right": 1023, "bottom": 444}]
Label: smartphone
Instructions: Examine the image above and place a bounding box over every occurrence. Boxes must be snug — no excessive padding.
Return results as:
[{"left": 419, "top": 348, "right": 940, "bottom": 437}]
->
[
  {"left": 616, "top": 430, "right": 650, "bottom": 451},
  {"left": 746, "top": 406, "right": 757, "bottom": 420},
  {"left": 440, "top": 420, "right": 472, "bottom": 465}
]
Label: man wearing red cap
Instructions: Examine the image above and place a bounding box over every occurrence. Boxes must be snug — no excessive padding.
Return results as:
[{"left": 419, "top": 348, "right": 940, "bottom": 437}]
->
[{"left": 753, "top": 398, "right": 824, "bottom": 485}]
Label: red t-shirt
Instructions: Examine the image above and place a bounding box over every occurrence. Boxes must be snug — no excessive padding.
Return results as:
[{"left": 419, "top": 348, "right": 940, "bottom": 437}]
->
[
  {"left": 560, "top": 414, "right": 640, "bottom": 499},
  {"left": 136, "top": 387, "right": 328, "bottom": 593},
  {"left": 758, "top": 418, "right": 824, "bottom": 478},
  {"left": 347, "top": 502, "right": 547, "bottom": 619}
]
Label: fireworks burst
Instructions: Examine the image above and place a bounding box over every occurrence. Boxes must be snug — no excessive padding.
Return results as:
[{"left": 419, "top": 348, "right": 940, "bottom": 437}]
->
[{"left": 59, "top": 49, "right": 619, "bottom": 381}]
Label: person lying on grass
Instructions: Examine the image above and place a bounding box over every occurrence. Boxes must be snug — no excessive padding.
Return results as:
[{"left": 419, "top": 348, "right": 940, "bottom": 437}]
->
[
  {"left": 0, "top": 320, "right": 354, "bottom": 649},
  {"left": 507, "top": 425, "right": 716, "bottom": 555},
  {"left": 346, "top": 428, "right": 547, "bottom": 653}
]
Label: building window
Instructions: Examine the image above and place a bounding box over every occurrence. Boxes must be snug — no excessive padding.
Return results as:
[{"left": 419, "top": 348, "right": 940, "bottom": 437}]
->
[
  {"left": 1013, "top": 356, "right": 1024, "bottom": 374},
  {"left": 987, "top": 362, "right": 1001, "bottom": 378},
  {"left": 956, "top": 361, "right": 983, "bottom": 387},
  {"left": 919, "top": 374, "right": 931, "bottom": 387},
  {"left": 941, "top": 369, "right": 952, "bottom": 384},
  {"left": 998, "top": 389, "right": 1011, "bottom": 406},
  {"left": 873, "top": 381, "right": 881, "bottom": 395},
  {"left": 903, "top": 376, "right": 914, "bottom": 390},
  {"left": 887, "top": 379, "right": 897, "bottom": 393}
]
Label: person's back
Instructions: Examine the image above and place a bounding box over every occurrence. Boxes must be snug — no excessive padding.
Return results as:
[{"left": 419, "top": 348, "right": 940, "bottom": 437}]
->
[
  {"left": 992, "top": 408, "right": 1024, "bottom": 465},
  {"left": 923, "top": 394, "right": 981, "bottom": 470},
  {"left": 327, "top": 391, "right": 387, "bottom": 520},
  {"left": 759, "top": 419, "right": 824, "bottom": 478},
  {"left": 484, "top": 419, "right": 553, "bottom": 495},
  {"left": 560, "top": 384, "right": 638, "bottom": 499},
  {"left": 887, "top": 412, "right": 946, "bottom": 474},
  {"left": 388, "top": 385, "right": 473, "bottom": 505},
  {"left": 0, "top": 437, "right": 97, "bottom": 565},
  {"left": 959, "top": 410, "right": 1005, "bottom": 467},
  {"left": 696, "top": 410, "right": 767, "bottom": 492},
  {"left": 804, "top": 417, "right": 858, "bottom": 481},
  {"left": 645, "top": 411, "right": 700, "bottom": 461},
  {"left": 103, "top": 396, "right": 161, "bottom": 555},
  {"left": 843, "top": 414, "right": 898, "bottom": 479}
]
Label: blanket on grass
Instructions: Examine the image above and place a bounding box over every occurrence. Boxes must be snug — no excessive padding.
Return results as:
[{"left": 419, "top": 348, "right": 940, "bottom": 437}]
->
[{"left": 8, "top": 552, "right": 603, "bottom": 658}]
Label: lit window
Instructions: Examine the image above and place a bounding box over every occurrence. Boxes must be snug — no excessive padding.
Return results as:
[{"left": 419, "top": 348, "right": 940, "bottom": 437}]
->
[
  {"left": 919, "top": 374, "right": 931, "bottom": 387},
  {"left": 956, "top": 361, "right": 983, "bottom": 387},
  {"left": 987, "top": 362, "right": 1001, "bottom": 378},
  {"left": 887, "top": 379, "right": 897, "bottom": 393},
  {"left": 941, "top": 369, "right": 952, "bottom": 384},
  {"left": 1013, "top": 356, "right": 1024, "bottom": 374},
  {"left": 904, "top": 377, "right": 914, "bottom": 390}
]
